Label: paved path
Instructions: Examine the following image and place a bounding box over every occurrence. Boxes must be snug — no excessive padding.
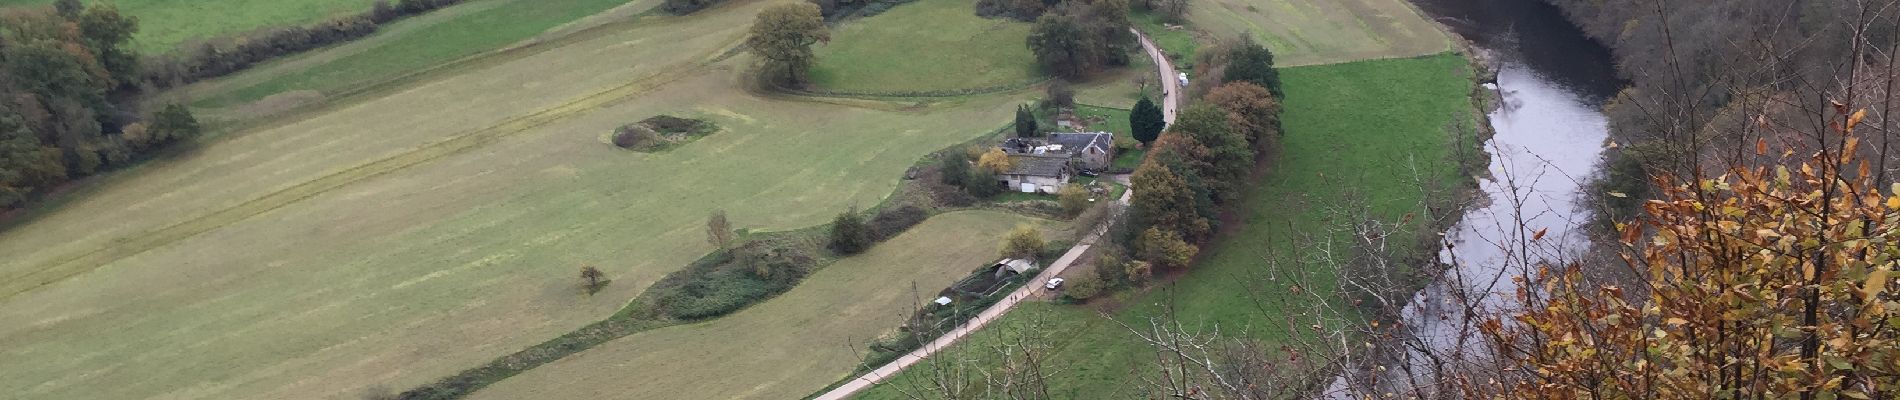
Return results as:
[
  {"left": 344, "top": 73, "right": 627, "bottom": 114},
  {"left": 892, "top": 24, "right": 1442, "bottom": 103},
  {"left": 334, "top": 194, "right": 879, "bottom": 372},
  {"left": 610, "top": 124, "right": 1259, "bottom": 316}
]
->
[
  {"left": 1133, "top": 28, "right": 1181, "bottom": 125},
  {"left": 813, "top": 32, "right": 1174, "bottom": 400},
  {"left": 812, "top": 189, "right": 1132, "bottom": 400}
]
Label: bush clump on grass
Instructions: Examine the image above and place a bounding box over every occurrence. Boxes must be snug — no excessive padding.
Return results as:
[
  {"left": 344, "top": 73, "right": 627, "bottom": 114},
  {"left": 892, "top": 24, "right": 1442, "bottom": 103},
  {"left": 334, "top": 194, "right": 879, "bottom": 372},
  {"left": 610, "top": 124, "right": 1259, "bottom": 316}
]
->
[
  {"left": 612, "top": 115, "right": 719, "bottom": 152},
  {"left": 866, "top": 205, "right": 929, "bottom": 241},
  {"left": 653, "top": 238, "right": 816, "bottom": 320}
]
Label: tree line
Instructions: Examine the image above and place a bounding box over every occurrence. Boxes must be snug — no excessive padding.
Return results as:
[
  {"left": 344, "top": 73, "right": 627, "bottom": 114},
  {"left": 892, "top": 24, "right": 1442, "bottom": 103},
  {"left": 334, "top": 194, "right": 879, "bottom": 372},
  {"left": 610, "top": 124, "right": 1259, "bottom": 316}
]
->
[
  {"left": 1124, "top": 39, "right": 1282, "bottom": 271},
  {"left": 141, "top": 0, "right": 464, "bottom": 89},
  {"left": 0, "top": 3, "right": 199, "bottom": 209}
]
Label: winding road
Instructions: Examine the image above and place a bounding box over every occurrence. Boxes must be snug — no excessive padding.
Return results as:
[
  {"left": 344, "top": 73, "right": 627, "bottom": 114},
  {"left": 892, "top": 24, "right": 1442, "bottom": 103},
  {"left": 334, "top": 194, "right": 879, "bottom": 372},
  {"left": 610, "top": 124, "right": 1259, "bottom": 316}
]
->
[
  {"left": 1135, "top": 28, "right": 1181, "bottom": 124},
  {"left": 810, "top": 29, "right": 1180, "bottom": 400}
]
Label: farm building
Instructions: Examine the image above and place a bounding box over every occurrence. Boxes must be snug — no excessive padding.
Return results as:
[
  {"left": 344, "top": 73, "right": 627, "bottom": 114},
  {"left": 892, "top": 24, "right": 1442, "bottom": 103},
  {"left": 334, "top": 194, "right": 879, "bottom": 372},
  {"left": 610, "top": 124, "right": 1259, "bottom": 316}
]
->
[
  {"left": 1046, "top": 132, "right": 1114, "bottom": 170},
  {"left": 999, "top": 154, "right": 1070, "bottom": 193},
  {"left": 999, "top": 131, "right": 1116, "bottom": 171}
]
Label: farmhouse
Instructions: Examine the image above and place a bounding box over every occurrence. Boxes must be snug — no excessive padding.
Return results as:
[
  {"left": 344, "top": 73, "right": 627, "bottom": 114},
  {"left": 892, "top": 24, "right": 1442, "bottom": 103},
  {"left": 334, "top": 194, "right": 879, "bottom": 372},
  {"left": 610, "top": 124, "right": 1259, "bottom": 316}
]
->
[{"left": 1000, "top": 154, "right": 1070, "bottom": 193}]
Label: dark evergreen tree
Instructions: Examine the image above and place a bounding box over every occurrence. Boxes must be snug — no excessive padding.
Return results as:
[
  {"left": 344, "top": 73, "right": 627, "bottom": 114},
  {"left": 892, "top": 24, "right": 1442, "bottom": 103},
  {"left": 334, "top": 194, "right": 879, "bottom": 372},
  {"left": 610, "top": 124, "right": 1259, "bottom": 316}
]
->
[
  {"left": 1014, "top": 105, "right": 1039, "bottom": 137},
  {"left": 1222, "top": 38, "right": 1282, "bottom": 97},
  {"left": 1130, "top": 96, "right": 1164, "bottom": 145}
]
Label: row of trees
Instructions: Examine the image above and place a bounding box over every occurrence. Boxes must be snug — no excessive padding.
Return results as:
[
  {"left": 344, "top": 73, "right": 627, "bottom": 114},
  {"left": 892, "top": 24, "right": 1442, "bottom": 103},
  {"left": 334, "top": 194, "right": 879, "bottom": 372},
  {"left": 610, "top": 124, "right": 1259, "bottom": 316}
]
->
[
  {"left": 139, "top": 0, "right": 464, "bottom": 89},
  {"left": 1124, "top": 41, "right": 1281, "bottom": 271},
  {"left": 1, "top": 3, "right": 200, "bottom": 209}
]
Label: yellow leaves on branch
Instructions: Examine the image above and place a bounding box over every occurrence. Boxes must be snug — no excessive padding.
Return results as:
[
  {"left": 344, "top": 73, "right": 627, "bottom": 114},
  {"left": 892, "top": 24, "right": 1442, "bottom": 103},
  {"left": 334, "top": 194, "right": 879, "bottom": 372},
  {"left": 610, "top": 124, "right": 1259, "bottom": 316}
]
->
[
  {"left": 1487, "top": 109, "right": 1900, "bottom": 398},
  {"left": 976, "top": 148, "right": 1013, "bottom": 174}
]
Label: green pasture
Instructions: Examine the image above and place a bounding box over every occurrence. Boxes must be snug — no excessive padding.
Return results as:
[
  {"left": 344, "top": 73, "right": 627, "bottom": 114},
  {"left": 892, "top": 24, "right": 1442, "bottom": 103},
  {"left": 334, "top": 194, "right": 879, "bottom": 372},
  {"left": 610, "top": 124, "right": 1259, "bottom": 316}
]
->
[
  {"left": 471, "top": 211, "right": 1063, "bottom": 399},
  {"left": 855, "top": 53, "right": 1477, "bottom": 399},
  {"left": 1190, "top": 0, "right": 1447, "bottom": 66},
  {"left": 806, "top": 0, "right": 1041, "bottom": 93}
]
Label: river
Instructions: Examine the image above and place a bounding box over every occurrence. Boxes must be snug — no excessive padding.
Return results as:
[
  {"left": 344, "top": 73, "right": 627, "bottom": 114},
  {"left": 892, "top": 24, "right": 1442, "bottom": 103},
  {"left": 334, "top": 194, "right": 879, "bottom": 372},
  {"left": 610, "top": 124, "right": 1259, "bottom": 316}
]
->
[{"left": 1331, "top": 0, "right": 1626, "bottom": 395}]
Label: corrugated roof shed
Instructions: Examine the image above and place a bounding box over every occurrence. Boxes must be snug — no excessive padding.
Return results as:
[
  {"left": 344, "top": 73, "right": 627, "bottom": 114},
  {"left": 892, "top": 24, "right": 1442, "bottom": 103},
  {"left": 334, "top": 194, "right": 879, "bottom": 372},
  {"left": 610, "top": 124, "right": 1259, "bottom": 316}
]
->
[{"left": 1005, "top": 154, "right": 1068, "bottom": 177}]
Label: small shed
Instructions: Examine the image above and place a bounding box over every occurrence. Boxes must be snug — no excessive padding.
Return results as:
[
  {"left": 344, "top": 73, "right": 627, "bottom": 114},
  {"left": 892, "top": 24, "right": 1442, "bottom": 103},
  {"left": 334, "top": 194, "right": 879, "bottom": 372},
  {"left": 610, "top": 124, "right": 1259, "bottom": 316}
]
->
[{"left": 990, "top": 258, "right": 1036, "bottom": 278}]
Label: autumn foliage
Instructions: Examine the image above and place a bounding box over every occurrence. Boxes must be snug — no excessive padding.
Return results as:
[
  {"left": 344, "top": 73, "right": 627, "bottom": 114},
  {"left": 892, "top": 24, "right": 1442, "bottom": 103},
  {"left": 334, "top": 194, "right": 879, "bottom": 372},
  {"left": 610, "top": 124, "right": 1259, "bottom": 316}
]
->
[{"left": 1481, "top": 115, "right": 1900, "bottom": 399}]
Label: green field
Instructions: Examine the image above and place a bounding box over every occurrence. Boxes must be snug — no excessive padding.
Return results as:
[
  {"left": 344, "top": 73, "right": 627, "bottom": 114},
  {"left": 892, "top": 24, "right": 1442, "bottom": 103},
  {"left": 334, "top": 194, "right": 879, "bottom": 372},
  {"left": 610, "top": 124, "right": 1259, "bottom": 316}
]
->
[
  {"left": 184, "top": 0, "right": 652, "bottom": 109},
  {"left": 0, "top": 0, "right": 1048, "bottom": 396},
  {"left": 1190, "top": 0, "right": 1448, "bottom": 66},
  {"left": 806, "top": 0, "right": 1041, "bottom": 93},
  {"left": 0, "top": 0, "right": 380, "bottom": 53},
  {"left": 855, "top": 53, "right": 1476, "bottom": 398},
  {"left": 1073, "top": 104, "right": 1132, "bottom": 136},
  {"left": 470, "top": 211, "right": 1064, "bottom": 399}
]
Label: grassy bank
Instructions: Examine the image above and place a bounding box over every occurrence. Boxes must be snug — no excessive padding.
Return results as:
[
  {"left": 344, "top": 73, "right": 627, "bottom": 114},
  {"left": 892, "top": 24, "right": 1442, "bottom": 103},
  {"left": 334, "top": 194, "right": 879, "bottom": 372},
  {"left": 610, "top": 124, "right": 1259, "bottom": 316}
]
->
[{"left": 853, "top": 53, "right": 1478, "bottom": 399}]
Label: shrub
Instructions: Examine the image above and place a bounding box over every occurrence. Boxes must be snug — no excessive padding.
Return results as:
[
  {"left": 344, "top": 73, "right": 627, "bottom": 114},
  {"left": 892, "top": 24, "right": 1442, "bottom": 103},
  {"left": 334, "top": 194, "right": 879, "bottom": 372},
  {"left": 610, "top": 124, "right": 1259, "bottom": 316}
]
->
[
  {"left": 663, "top": 0, "right": 724, "bottom": 14},
  {"left": 612, "top": 125, "right": 662, "bottom": 149},
  {"left": 1094, "top": 251, "right": 1129, "bottom": 286},
  {"left": 1124, "top": 260, "right": 1152, "bottom": 285},
  {"left": 150, "top": 104, "right": 202, "bottom": 143},
  {"left": 976, "top": 148, "right": 1013, "bottom": 174},
  {"left": 867, "top": 205, "right": 929, "bottom": 242},
  {"left": 830, "top": 208, "right": 872, "bottom": 254},
  {"left": 1063, "top": 274, "right": 1102, "bottom": 301},
  {"left": 939, "top": 152, "right": 970, "bottom": 187},
  {"left": 655, "top": 239, "right": 814, "bottom": 319},
  {"left": 640, "top": 115, "right": 709, "bottom": 134},
  {"left": 1057, "top": 184, "right": 1091, "bottom": 216},
  {"left": 999, "top": 224, "right": 1046, "bottom": 259},
  {"left": 967, "top": 169, "right": 1004, "bottom": 198},
  {"left": 1137, "top": 227, "right": 1195, "bottom": 269},
  {"left": 579, "top": 266, "right": 609, "bottom": 295}
]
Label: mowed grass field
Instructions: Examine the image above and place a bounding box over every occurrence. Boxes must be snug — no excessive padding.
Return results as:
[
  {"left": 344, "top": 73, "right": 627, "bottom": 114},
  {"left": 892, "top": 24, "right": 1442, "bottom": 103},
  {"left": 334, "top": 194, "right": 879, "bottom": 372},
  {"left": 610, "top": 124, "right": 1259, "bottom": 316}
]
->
[
  {"left": 1190, "top": 0, "right": 1447, "bottom": 66},
  {"left": 856, "top": 54, "right": 1476, "bottom": 399},
  {"left": 470, "top": 211, "right": 1065, "bottom": 399},
  {"left": 0, "top": 0, "right": 380, "bottom": 53},
  {"left": 0, "top": 1, "right": 1040, "bottom": 398},
  {"left": 185, "top": 0, "right": 654, "bottom": 109},
  {"left": 806, "top": 0, "right": 1041, "bottom": 93}
]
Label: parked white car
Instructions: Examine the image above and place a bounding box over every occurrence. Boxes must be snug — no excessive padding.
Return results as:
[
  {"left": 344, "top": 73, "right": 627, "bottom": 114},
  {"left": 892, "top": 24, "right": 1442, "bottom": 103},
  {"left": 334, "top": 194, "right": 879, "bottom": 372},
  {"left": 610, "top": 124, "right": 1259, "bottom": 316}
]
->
[{"left": 1044, "top": 278, "right": 1065, "bottom": 290}]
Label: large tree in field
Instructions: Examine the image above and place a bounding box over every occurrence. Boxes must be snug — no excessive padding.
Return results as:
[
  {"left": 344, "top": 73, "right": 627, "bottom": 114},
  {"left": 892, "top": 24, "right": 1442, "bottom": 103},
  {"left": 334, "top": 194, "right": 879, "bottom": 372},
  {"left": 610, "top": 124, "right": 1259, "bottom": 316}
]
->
[
  {"left": 1130, "top": 96, "right": 1164, "bottom": 145},
  {"left": 1026, "top": 0, "right": 1133, "bottom": 79},
  {"left": 746, "top": 3, "right": 829, "bottom": 85},
  {"left": 1027, "top": 11, "right": 1094, "bottom": 79}
]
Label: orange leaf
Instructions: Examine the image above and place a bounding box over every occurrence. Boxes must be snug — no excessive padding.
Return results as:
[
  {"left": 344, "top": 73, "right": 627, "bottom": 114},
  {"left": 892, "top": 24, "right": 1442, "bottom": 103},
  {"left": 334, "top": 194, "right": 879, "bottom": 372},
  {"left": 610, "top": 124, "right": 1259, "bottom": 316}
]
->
[
  {"left": 1532, "top": 228, "right": 1548, "bottom": 241},
  {"left": 1848, "top": 109, "right": 1868, "bottom": 132},
  {"left": 1756, "top": 138, "right": 1767, "bottom": 155}
]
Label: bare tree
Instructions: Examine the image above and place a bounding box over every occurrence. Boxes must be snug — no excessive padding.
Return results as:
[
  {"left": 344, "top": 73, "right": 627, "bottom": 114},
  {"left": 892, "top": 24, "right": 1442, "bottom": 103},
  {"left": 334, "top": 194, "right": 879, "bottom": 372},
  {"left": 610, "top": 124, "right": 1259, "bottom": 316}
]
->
[
  {"left": 707, "top": 209, "right": 735, "bottom": 250},
  {"left": 580, "top": 265, "right": 608, "bottom": 295}
]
